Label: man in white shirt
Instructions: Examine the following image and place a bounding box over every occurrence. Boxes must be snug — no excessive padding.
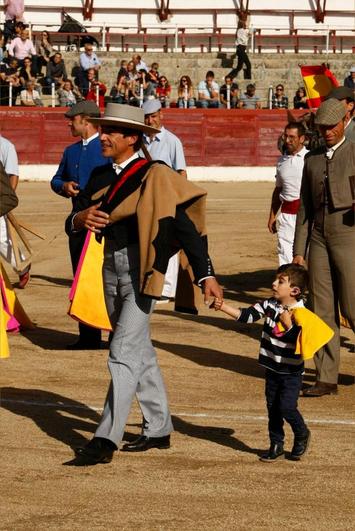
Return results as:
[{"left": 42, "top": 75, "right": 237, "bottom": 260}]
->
[
  {"left": 79, "top": 43, "right": 101, "bottom": 72},
  {"left": 268, "top": 122, "right": 307, "bottom": 265},
  {"left": 0, "top": 134, "right": 31, "bottom": 287},
  {"left": 197, "top": 70, "right": 220, "bottom": 108},
  {"left": 8, "top": 28, "right": 37, "bottom": 71},
  {"left": 228, "top": 20, "right": 252, "bottom": 80},
  {"left": 142, "top": 98, "right": 187, "bottom": 300},
  {"left": 131, "top": 54, "right": 148, "bottom": 72}
]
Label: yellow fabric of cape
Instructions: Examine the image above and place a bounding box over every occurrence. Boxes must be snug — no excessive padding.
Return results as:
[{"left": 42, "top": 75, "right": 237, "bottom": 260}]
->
[
  {"left": 68, "top": 232, "right": 112, "bottom": 331},
  {"left": 292, "top": 307, "right": 334, "bottom": 360},
  {"left": 0, "top": 291, "right": 10, "bottom": 358},
  {"left": 0, "top": 261, "right": 34, "bottom": 330}
]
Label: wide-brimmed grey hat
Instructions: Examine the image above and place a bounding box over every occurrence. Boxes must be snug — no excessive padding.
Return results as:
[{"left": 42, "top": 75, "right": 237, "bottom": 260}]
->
[
  {"left": 64, "top": 100, "right": 100, "bottom": 118},
  {"left": 350, "top": 65, "right": 355, "bottom": 73},
  {"left": 89, "top": 103, "right": 160, "bottom": 134},
  {"left": 314, "top": 98, "right": 347, "bottom": 126}
]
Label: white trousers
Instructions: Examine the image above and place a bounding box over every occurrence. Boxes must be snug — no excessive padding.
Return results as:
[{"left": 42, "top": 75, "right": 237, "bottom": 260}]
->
[
  {"left": 277, "top": 212, "right": 297, "bottom": 266},
  {"left": 162, "top": 252, "right": 179, "bottom": 298}
]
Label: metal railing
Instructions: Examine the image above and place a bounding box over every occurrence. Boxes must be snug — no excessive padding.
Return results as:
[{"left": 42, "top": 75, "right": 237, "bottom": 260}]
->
[{"left": 23, "top": 21, "right": 355, "bottom": 54}]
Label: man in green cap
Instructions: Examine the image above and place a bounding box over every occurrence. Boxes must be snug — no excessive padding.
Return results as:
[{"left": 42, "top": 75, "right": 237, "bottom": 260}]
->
[{"left": 293, "top": 98, "right": 355, "bottom": 396}]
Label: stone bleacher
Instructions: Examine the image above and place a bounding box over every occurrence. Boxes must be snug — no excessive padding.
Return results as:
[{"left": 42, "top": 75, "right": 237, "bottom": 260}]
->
[{"left": 45, "top": 51, "right": 355, "bottom": 107}]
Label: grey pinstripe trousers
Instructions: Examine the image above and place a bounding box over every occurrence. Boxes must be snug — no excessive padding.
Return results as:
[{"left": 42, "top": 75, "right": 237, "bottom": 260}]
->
[{"left": 94, "top": 241, "right": 173, "bottom": 447}]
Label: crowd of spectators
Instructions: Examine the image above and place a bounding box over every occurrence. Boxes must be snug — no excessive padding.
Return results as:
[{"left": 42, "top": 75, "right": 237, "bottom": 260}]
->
[{"left": 0, "top": 24, "right": 354, "bottom": 110}]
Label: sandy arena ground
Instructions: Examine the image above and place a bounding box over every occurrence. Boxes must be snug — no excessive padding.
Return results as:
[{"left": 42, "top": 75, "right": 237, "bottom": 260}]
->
[{"left": 1, "top": 181, "right": 354, "bottom": 530}]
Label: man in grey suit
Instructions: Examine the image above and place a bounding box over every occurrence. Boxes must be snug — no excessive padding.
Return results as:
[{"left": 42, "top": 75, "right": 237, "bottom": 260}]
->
[
  {"left": 293, "top": 98, "right": 355, "bottom": 397},
  {"left": 65, "top": 104, "right": 223, "bottom": 465}
]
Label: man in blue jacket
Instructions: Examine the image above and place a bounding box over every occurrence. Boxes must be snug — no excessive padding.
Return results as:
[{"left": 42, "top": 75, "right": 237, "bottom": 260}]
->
[{"left": 51, "top": 100, "right": 109, "bottom": 349}]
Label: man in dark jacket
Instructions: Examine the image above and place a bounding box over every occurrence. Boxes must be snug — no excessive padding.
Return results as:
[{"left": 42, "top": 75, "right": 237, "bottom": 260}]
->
[
  {"left": 66, "top": 103, "right": 222, "bottom": 465},
  {"left": 293, "top": 98, "right": 355, "bottom": 396},
  {"left": 51, "top": 100, "right": 109, "bottom": 349}
]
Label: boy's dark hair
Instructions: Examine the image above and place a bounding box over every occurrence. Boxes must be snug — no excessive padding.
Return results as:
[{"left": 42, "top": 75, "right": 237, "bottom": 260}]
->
[{"left": 277, "top": 263, "right": 308, "bottom": 298}]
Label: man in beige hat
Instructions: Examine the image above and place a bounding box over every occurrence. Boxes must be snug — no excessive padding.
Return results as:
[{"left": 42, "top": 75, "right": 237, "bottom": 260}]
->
[
  {"left": 65, "top": 103, "right": 223, "bottom": 465},
  {"left": 293, "top": 98, "right": 355, "bottom": 397}
]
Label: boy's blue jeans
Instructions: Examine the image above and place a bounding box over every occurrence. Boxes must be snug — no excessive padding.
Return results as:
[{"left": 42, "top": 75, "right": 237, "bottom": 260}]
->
[{"left": 265, "top": 369, "right": 307, "bottom": 444}]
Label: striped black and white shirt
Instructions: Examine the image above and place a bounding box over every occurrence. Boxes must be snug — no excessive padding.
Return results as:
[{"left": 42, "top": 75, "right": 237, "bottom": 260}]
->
[{"left": 237, "top": 298, "right": 304, "bottom": 374}]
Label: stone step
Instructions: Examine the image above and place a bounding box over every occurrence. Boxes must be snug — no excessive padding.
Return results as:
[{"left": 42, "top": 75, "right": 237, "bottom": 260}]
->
[{"left": 41, "top": 51, "right": 352, "bottom": 105}]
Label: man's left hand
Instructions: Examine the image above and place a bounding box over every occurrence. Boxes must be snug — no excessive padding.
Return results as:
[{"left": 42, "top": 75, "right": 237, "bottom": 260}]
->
[{"left": 202, "top": 277, "right": 223, "bottom": 305}]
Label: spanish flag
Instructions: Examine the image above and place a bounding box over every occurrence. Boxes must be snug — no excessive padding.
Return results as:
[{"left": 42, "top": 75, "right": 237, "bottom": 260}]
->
[{"left": 300, "top": 64, "right": 339, "bottom": 108}]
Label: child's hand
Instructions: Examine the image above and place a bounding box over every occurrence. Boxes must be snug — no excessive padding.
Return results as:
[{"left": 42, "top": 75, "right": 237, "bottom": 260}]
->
[
  {"left": 210, "top": 297, "right": 223, "bottom": 311},
  {"left": 279, "top": 309, "right": 293, "bottom": 330}
]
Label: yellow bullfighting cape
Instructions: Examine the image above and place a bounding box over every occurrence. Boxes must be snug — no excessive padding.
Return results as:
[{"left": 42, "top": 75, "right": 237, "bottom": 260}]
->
[
  {"left": 68, "top": 230, "right": 112, "bottom": 331},
  {"left": 68, "top": 160, "right": 208, "bottom": 328},
  {"left": 277, "top": 306, "right": 334, "bottom": 360},
  {"left": 0, "top": 260, "right": 34, "bottom": 358}
]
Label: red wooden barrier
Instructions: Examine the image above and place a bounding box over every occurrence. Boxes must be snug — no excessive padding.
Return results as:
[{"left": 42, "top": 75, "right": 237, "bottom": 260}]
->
[{"left": 0, "top": 108, "right": 300, "bottom": 166}]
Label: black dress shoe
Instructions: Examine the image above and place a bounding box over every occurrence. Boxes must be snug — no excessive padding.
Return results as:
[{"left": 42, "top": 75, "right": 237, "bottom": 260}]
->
[
  {"left": 121, "top": 435, "right": 171, "bottom": 452},
  {"left": 66, "top": 340, "right": 102, "bottom": 350},
  {"left": 303, "top": 382, "right": 338, "bottom": 397},
  {"left": 290, "top": 429, "right": 311, "bottom": 461},
  {"left": 73, "top": 437, "right": 116, "bottom": 465},
  {"left": 259, "top": 442, "right": 285, "bottom": 462}
]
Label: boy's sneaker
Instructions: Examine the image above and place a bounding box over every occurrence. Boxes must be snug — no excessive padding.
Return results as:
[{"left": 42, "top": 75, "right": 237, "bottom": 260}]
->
[
  {"left": 290, "top": 429, "right": 311, "bottom": 461},
  {"left": 259, "top": 442, "right": 285, "bottom": 462}
]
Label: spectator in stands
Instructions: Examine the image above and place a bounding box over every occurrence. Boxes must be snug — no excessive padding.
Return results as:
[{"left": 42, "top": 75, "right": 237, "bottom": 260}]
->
[
  {"left": 219, "top": 75, "right": 239, "bottom": 108},
  {"left": 293, "top": 87, "right": 308, "bottom": 109},
  {"left": 126, "top": 60, "right": 137, "bottom": 81},
  {"left": 45, "top": 52, "right": 67, "bottom": 91},
  {"left": 177, "top": 75, "right": 195, "bottom": 108},
  {"left": 57, "top": 79, "right": 81, "bottom": 107},
  {"left": 128, "top": 70, "right": 156, "bottom": 106},
  {"left": 4, "top": 0, "right": 24, "bottom": 22},
  {"left": 3, "top": 0, "right": 24, "bottom": 44},
  {"left": 197, "top": 70, "right": 220, "bottom": 108},
  {"left": 20, "top": 80, "right": 43, "bottom": 106},
  {"left": 0, "top": 31, "right": 4, "bottom": 63},
  {"left": 116, "top": 59, "right": 128, "bottom": 79},
  {"left": 272, "top": 84, "right": 289, "bottom": 109},
  {"left": 132, "top": 53, "right": 148, "bottom": 72},
  {"left": 344, "top": 65, "right": 355, "bottom": 91},
  {"left": 0, "top": 57, "right": 21, "bottom": 105},
  {"left": 79, "top": 42, "right": 101, "bottom": 73},
  {"left": 156, "top": 75, "right": 171, "bottom": 108},
  {"left": 239, "top": 83, "right": 261, "bottom": 109},
  {"left": 81, "top": 68, "right": 106, "bottom": 107},
  {"left": 36, "top": 30, "right": 54, "bottom": 74},
  {"left": 110, "top": 74, "right": 129, "bottom": 104},
  {"left": 228, "top": 20, "right": 251, "bottom": 80},
  {"left": 148, "top": 62, "right": 160, "bottom": 87},
  {"left": 8, "top": 28, "right": 38, "bottom": 73},
  {"left": 19, "top": 56, "right": 37, "bottom": 86}
]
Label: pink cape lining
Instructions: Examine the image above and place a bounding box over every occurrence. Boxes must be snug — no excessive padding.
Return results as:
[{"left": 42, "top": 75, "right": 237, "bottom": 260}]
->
[{"left": 69, "top": 230, "right": 91, "bottom": 301}]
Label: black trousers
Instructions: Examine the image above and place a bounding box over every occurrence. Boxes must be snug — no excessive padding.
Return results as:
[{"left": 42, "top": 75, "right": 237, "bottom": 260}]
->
[
  {"left": 69, "top": 231, "right": 101, "bottom": 345},
  {"left": 228, "top": 45, "right": 252, "bottom": 80},
  {"left": 265, "top": 369, "right": 307, "bottom": 444}
]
